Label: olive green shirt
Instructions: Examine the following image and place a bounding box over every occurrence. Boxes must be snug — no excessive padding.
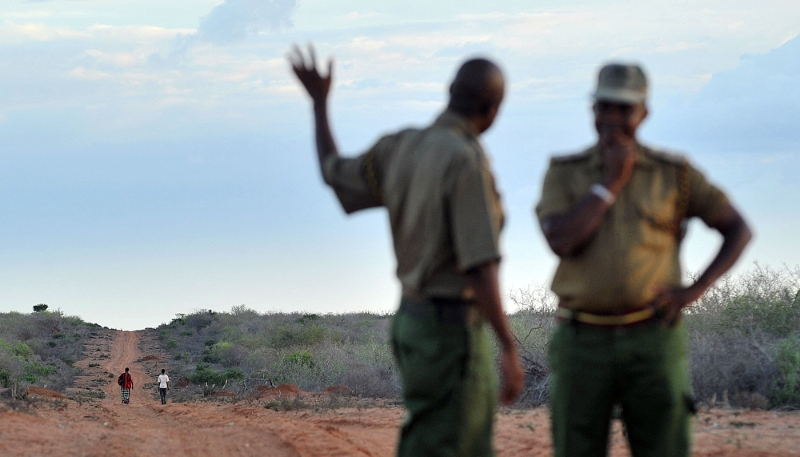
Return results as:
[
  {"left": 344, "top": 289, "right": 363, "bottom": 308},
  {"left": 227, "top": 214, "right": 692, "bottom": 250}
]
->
[
  {"left": 536, "top": 144, "right": 729, "bottom": 313},
  {"left": 322, "top": 110, "right": 504, "bottom": 300}
]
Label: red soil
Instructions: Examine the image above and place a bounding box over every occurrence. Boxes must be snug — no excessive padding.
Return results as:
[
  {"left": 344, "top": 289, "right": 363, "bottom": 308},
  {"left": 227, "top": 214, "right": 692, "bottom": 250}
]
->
[{"left": 2, "top": 330, "right": 799, "bottom": 457}]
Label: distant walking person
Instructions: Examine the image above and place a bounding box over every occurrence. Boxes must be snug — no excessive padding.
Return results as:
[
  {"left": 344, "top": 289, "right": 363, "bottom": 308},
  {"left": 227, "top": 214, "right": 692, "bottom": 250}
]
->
[
  {"left": 157, "top": 369, "right": 170, "bottom": 405},
  {"left": 289, "top": 45, "right": 523, "bottom": 457},
  {"left": 117, "top": 367, "right": 133, "bottom": 405}
]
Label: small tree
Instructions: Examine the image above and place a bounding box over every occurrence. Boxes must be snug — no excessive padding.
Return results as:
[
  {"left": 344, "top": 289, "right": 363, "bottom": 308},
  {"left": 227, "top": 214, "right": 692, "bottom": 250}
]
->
[{"left": 32, "top": 304, "right": 48, "bottom": 313}]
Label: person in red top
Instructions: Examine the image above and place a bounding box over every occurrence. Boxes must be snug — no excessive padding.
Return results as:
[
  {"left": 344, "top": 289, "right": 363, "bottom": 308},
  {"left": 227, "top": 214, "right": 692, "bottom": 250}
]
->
[{"left": 117, "top": 367, "right": 134, "bottom": 404}]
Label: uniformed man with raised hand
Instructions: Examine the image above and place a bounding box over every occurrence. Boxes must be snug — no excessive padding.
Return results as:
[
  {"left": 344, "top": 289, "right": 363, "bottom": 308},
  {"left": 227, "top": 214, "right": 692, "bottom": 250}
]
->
[
  {"left": 536, "top": 64, "right": 752, "bottom": 457},
  {"left": 289, "top": 46, "right": 523, "bottom": 457}
]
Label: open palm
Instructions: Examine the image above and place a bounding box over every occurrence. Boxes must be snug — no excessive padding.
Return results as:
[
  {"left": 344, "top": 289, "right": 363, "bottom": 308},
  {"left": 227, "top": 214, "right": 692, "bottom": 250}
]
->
[{"left": 288, "top": 44, "right": 333, "bottom": 104}]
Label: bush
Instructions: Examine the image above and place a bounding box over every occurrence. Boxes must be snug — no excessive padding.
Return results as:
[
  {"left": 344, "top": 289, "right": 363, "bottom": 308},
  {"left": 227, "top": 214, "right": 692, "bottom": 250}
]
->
[
  {"left": 0, "top": 310, "right": 97, "bottom": 391},
  {"left": 772, "top": 335, "right": 800, "bottom": 406},
  {"left": 0, "top": 369, "right": 11, "bottom": 388},
  {"left": 188, "top": 363, "right": 245, "bottom": 386},
  {"left": 283, "top": 350, "right": 313, "bottom": 367}
]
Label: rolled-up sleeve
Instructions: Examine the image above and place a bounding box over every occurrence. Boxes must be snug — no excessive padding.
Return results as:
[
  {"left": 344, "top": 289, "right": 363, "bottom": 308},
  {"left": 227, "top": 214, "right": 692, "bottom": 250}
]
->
[
  {"left": 686, "top": 163, "right": 730, "bottom": 226},
  {"left": 322, "top": 134, "right": 398, "bottom": 214},
  {"left": 535, "top": 164, "right": 573, "bottom": 222},
  {"left": 449, "top": 155, "right": 502, "bottom": 272}
]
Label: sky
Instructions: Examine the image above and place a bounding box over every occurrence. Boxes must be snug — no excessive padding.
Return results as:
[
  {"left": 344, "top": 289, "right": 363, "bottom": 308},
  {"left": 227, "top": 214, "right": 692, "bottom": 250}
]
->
[{"left": 0, "top": 0, "right": 799, "bottom": 330}]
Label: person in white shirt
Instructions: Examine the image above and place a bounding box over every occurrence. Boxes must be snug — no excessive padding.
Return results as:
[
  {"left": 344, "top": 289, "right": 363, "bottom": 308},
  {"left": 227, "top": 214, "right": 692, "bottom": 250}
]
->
[{"left": 157, "top": 369, "right": 170, "bottom": 405}]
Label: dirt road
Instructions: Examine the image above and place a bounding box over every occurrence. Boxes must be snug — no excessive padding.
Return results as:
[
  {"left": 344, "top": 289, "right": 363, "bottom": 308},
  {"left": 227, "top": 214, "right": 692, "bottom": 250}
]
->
[{"left": 1, "top": 330, "right": 799, "bottom": 456}]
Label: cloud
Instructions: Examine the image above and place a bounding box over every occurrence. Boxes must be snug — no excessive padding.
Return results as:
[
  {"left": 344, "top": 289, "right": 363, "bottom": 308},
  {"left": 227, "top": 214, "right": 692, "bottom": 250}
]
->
[
  {"left": 148, "top": 0, "right": 295, "bottom": 67},
  {"left": 195, "top": 0, "right": 296, "bottom": 44},
  {"left": 69, "top": 67, "right": 112, "bottom": 80},
  {"left": 667, "top": 33, "right": 800, "bottom": 151},
  {"left": 0, "top": 22, "right": 91, "bottom": 41}
]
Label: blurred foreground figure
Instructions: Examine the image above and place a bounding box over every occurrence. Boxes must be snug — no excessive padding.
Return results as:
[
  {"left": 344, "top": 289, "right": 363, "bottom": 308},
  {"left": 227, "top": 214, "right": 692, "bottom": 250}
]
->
[
  {"left": 289, "top": 46, "right": 523, "bottom": 457},
  {"left": 536, "top": 63, "right": 752, "bottom": 457}
]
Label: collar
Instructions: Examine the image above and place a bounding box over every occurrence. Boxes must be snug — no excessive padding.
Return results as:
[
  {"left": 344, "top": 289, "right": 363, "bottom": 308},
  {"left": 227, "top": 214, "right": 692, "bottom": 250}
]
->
[
  {"left": 588, "top": 142, "right": 657, "bottom": 170},
  {"left": 432, "top": 109, "right": 480, "bottom": 139}
]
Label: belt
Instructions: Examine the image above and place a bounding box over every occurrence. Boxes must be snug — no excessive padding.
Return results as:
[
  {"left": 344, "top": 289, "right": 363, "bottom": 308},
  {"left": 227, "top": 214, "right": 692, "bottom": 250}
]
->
[
  {"left": 556, "top": 307, "right": 657, "bottom": 327},
  {"left": 399, "top": 296, "right": 472, "bottom": 325}
]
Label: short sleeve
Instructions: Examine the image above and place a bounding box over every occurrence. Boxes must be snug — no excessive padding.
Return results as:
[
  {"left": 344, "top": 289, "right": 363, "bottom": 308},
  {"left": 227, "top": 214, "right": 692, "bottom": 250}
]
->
[
  {"left": 535, "top": 164, "right": 573, "bottom": 222},
  {"left": 322, "top": 134, "right": 398, "bottom": 214},
  {"left": 685, "top": 163, "right": 729, "bottom": 226},
  {"left": 450, "top": 154, "right": 502, "bottom": 272}
]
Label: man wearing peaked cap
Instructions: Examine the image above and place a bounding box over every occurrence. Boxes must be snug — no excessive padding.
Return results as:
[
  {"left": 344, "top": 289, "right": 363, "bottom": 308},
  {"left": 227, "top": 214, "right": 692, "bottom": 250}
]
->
[{"left": 535, "top": 63, "right": 753, "bottom": 457}]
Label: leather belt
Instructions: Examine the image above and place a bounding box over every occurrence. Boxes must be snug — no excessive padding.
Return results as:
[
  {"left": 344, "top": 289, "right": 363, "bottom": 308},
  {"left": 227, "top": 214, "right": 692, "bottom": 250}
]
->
[
  {"left": 399, "top": 296, "right": 472, "bottom": 325},
  {"left": 556, "top": 307, "right": 657, "bottom": 327}
]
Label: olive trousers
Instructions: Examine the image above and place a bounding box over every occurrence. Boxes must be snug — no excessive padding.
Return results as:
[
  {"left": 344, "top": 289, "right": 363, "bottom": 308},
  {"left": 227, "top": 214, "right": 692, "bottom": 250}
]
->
[
  {"left": 548, "top": 321, "right": 694, "bottom": 457},
  {"left": 391, "top": 301, "right": 498, "bottom": 457}
]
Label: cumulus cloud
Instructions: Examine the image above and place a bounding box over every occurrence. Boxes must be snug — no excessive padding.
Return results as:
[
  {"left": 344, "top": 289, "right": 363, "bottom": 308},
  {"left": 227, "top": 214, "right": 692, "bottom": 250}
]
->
[
  {"left": 195, "top": 0, "right": 296, "bottom": 44},
  {"left": 149, "top": 0, "right": 295, "bottom": 67}
]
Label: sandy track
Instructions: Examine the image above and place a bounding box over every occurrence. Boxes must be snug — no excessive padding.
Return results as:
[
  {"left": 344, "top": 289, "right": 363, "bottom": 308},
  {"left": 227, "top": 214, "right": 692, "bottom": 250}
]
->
[{"left": 1, "top": 330, "right": 800, "bottom": 456}]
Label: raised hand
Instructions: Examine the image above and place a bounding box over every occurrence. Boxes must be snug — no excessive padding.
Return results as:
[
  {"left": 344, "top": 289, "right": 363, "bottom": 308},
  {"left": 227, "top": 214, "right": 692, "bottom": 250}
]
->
[{"left": 288, "top": 44, "right": 333, "bottom": 105}]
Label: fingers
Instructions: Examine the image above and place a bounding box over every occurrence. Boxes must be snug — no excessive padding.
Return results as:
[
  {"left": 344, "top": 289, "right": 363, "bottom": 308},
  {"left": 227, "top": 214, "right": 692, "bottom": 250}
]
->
[
  {"left": 309, "top": 43, "right": 317, "bottom": 70},
  {"left": 287, "top": 44, "right": 303, "bottom": 68}
]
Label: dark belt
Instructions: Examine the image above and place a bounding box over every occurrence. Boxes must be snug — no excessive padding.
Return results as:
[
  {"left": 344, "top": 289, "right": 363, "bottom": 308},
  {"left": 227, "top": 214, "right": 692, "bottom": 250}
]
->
[{"left": 399, "top": 296, "right": 472, "bottom": 325}]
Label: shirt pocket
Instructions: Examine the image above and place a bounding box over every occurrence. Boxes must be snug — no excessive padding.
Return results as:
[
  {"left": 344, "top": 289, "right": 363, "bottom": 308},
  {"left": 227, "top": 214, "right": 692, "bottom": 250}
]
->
[{"left": 634, "top": 193, "right": 678, "bottom": 250}]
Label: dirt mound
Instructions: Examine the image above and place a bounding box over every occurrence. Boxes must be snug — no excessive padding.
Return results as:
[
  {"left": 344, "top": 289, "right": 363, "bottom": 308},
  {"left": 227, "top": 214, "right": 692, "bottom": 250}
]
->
[
  {"left": 138, "top": 355, "right": 163, "bottom": 362},
  {"left": 323, "top": 385, "right": 352, "bottom": 396},
  {"left": 26, "top": 387, "right": 65, "bottom": 399},
  {"left": 253, "top": 383, "right": 301, "bottom": 399},
  {"left": 175, "top": 377, "right": 191, "bottom": 388},
  {"left": 275, "top": 384, "right": 299, "bottom": 394}
]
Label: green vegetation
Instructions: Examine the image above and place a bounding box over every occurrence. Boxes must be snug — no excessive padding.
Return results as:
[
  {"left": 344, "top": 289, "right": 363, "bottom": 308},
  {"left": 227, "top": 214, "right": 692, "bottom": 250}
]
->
[
  {"left": 155, "top": 308, "right": 398, "bottom": 398},
  {"left": 511, "top": 264, "right": 800, "bottom": 408},
  {"left": 0, "top": 309, "right": 104, "bottom": 395}
]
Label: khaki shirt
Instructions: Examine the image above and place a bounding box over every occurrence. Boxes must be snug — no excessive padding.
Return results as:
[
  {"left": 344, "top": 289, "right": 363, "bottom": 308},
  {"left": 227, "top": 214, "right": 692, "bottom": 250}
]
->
[
  {"left": 536, "top": 144, "right": 729, "bottom": 313},
  {"left": 323, "top": 110, "right": 504, "bottom": 300}
]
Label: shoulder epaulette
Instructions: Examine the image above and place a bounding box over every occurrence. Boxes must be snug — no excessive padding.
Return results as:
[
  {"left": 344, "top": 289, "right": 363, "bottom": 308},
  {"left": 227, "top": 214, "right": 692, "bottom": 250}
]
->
[
  {"left": 642, "top": 146, "right": 688, "bottom": 167},
  {"left": 550, "top": 150, "right": 591, "bottom": 165}
]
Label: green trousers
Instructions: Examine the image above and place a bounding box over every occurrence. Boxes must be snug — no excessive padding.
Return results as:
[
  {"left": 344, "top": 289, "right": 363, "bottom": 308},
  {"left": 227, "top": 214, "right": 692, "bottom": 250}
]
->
[
  {"left": 548, "top": 321, "right": 693, "bottom": 457},
  {"left": 391, "top": 302, "right": 498, "bottom": 457}
]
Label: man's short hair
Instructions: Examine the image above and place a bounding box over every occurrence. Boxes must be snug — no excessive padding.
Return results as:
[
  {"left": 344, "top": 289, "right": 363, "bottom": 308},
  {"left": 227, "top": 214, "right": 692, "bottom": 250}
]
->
[{"left": 448, "top": 58, "right": 503, "bottom": 117}]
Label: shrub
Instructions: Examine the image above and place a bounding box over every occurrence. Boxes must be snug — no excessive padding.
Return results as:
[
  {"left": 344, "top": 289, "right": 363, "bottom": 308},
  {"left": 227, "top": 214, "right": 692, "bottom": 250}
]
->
[
  {"left": 283, "top": 350, "right": 313, "bottom": 367},
  {"left": 771, "top": 335, "right": 800, "bottom": 406},
  {"left": 271, "top": 324, "right": 327, "bottom": 348},
  {"left": 188, "top": 363, "right": 244, "bottom": 386}
]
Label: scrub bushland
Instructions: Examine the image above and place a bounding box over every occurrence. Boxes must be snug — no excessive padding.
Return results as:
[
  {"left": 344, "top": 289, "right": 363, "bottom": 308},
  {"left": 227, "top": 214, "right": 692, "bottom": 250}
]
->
[
  {"left": 510, "top": 263, "right": 800, "bottom": 409},
  {"left": 0, "top": 309, "right": 103, "bottom": 396},
  {"left": 154, "top": 308, "right": 399, "bottom": 399},
  {"left": 157, "top": 264, "right": 800, "bottom": 409}
]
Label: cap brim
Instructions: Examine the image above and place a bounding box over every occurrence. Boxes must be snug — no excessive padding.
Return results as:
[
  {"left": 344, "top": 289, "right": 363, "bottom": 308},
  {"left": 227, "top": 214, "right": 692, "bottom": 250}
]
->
[{"left": 592, "top": 87, "right": 646, "bottom": 104}]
